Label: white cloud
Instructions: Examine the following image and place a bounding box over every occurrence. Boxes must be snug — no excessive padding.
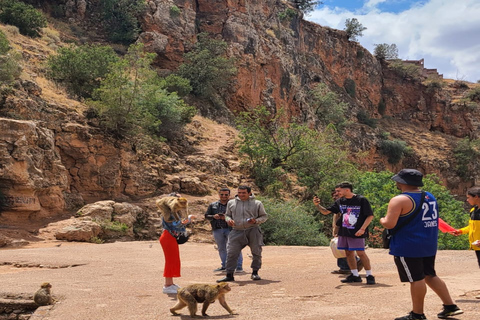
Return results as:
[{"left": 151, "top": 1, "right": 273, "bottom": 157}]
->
[{"left": 306, "top": 0, "right": 480, "bottom": 82}]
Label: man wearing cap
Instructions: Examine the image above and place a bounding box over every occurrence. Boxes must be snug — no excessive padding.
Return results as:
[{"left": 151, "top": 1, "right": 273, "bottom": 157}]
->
[{"left": 380, "top": 169, "right": 463, "bottom": 320}]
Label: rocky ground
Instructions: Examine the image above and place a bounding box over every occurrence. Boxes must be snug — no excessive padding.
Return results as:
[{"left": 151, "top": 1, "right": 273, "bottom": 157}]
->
[{"left": 0, "top": 240, "right": 479, "bottom": 320}]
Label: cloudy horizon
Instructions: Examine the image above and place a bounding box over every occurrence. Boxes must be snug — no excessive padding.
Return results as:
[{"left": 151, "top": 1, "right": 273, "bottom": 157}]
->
[{"left": 305, "top": 0, "right": 480, "bottom": 83}]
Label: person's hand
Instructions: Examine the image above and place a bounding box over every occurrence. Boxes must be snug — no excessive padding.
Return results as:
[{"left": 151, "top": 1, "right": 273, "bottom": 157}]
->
[
  {"left": 472, "top": 240, "right": 480, "bottom": 247},
  {"left": 450, "top": 229, "right": 461, "bottom": 236},
  {"left": 247, "top": 218, "right": 257, "bottom": 224},
  {"left": 213, "top": 214, "right": 225, "bottom": 220},
  {"left": 313, "top": 196, "right": 321, "bottom": 206},
  {"left": 227, "top": 219, "right": 235, "bottom": 227},
  {"left": 355, "top": 228, "right": 366, "bottom": 237}
]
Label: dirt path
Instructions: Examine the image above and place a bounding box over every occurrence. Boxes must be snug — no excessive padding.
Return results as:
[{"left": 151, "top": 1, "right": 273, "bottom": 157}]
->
[{"left": 0, "top": 242, "right": 479, "bottom": 320}]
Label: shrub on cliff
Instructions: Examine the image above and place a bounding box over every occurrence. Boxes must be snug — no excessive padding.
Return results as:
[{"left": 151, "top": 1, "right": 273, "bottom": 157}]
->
[
  {"left": 344, "top": 18, "right": 366, "bottom": 41},
  {"left": 98, "top": 0, "right": 146, "bottom": 44},
  {"left": 374, "top": 43, "right": 398, "bottom": 60},
  {"left": 0, "top": 0, "right": 47, "bottom": 37},
  {"left": 308, "top": 83, "right": 348, "bottom": 130},
  {"left": 177, "top": 33, "right": 237, "bottom": 98},
  {"left": 289, "top": 1, "right": 323, "bottom": 14},
  {"left": 0, "top": 29, "right": 21, "bottom": 85},
  {"left": 90, "top": 43, "right": 196, "bottom": 139},
  {"left": 47, "top": 44, "right": 119, "bottom": 98}
]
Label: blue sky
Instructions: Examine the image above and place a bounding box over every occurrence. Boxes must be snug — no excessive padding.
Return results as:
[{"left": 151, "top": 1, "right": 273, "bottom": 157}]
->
[{"left": 306, "top": 0, "right": 480, "bottom": 82}]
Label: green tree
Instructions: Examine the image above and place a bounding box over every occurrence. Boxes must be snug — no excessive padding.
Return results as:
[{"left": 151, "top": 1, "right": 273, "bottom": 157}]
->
[
  {"left": 236, "top": 106, "right": 357, "bottom": 198},
  {"left": 344, "top": 18, "right": 366, "bottom": 41},
  {"left": 308, "top": 83, "right": 348, "bottom": 129},
  {"left": 388, "top": 59, "right": 422, "bottom": 80},
  {"left": 0, "top": 30, "right": 21, "bottom": 85},
  {"left": 374, "top": 43, "right": 398, "bottom": 60},
  {"left": 90, "top": 43, "right": 196, "bottom": 139},
  {"left": 0, "top": 29, "right": 10, "bottom": 54},
  {"left": 47, "top": 44, "right": 119, "bottom": 98},
  {"left": 289, "top": 1, "right": 323, "bottom": 14},
  {"left": 0, "top": 0, "right": 47, "bottom": 37},
  {"left": 260, "top": 197, "right": 328, "bottom": 246},
  {"left": 177, "top": 33, "right": 237, "bottom": 98},
  {"left": 99, "top": 0, "right": 146, "bottom": 44},
  {"left": 379, "top": 139, "right": 409, "bottom": 164},
  {"left": 453, "top": 138, "right": 480, "bottom": 179}
]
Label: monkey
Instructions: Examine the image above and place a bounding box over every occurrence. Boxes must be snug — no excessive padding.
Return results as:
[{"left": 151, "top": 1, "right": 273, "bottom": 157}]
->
[
  {"left": 156, "top": 196, "right": 188, "bottom": 222},
  {"left": 34, "top": 282, "right": 54, "bottom": 306},
  {"left": 170, "top": 282, "right": 236, "bottom": 317}
]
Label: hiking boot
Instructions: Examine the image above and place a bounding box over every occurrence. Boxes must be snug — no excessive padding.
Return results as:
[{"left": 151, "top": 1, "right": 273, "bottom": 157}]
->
[
  {"left": 366, "top": 275, "right": 376, "bottom": 285},
  {"left": 356, "top": 257, "right": 364, "bottom": 272},
  {"left": 217, "top": 274, "right": 235, "bottom": 282},
  {"left": 213, "top": 267, "right": 226, "bottom": 272},
  {"left": 394, "top": 311, "right": 427, "bottom": 320},
  {"left": 341, "top": 274, "right": 362, "bottom": 283},
  {"left": 437, "top": 304, "right": 463, "bottom": 319}
]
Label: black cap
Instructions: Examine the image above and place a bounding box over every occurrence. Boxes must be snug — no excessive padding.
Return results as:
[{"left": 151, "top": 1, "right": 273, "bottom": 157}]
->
[{"left": 391, "top": 169, "right": 424, "bottom": 186}]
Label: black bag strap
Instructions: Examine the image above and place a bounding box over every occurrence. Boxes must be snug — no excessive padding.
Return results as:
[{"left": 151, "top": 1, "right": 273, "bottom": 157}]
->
[{"left": 388, "top": 191, "right": 426, "bottom": 236}]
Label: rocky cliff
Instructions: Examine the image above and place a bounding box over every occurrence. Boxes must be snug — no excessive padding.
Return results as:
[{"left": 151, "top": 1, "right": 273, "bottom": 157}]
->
[{"left": 1, "top": 0, "right": 479, "bottom": 244}]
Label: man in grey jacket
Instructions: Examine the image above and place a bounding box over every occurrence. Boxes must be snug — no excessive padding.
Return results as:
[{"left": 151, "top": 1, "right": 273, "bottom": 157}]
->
[{"left": 217, "top": 185, "right": 268, "bottom": 282}]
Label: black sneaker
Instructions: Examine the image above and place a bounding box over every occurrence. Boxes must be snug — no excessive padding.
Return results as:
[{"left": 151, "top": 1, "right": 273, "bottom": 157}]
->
[
  {"left": 216, "top": 274, "right": 235, "bottom": 282},
  {"left": 366, "top": 275, "right": 376, "bottom": 285},
  {"left": 437, "top": 304, "right": 463, "bottom": 319},
  {"left": 213, "top": 267, "right": 226, "bottom": 272},
  {"left": 341, "top": 274, "right": 362, "bottom": 283},
  {"left": 394, "top": 311, "right": 427, "bottom": 320}
]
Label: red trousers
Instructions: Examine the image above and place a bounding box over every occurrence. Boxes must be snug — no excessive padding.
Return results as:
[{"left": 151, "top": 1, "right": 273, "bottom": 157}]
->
[{"left": 159, "top": 230, "right": 181, "bottom": 277}]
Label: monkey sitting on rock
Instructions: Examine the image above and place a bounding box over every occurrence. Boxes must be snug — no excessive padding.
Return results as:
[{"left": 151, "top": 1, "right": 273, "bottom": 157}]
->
[
  {"left": 170, "top": 282, "right": 236, "bottom": 317},
  {"left": 34, "top": 282, "right": 54, "bottom": 306}
]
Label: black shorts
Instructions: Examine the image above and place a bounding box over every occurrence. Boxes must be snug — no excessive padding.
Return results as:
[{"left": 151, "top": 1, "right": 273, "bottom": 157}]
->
[{"left": 394, "top": 256, "right": 437, "bottom": 282}]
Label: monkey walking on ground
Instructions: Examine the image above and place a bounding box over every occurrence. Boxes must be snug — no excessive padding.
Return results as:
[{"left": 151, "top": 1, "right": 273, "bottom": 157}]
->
[
  {"left": 170, "top": 282, "right": 237, "bottom": 317},
  {"left": 34, "top": 282, "right": 54, "bottom": 306},
  {"left": 156, "top": 196, "right": 188, "bottom": 222}
]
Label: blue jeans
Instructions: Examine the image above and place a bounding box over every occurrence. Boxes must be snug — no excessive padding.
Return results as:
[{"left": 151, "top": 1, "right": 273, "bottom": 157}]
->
[{"left": 212, "top": 228, "right": 243, "bottom": 269}]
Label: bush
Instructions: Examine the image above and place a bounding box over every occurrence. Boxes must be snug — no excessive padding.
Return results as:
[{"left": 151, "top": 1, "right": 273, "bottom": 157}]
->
[
  {"left": 388, "top": 60, "right": 422, "bottom": 80},
  {"left": 308, "top": 82, "right": 348, "bottom": 129},
  {"left": 177, "top": 33, "right": 237, "bottom": 98},
  {"left": 161, "top": 74, "right": 191, "bottom": 97},
  {"left": 0, "top": 29, "right": 10, "bottom": 54},
  {"left": 99, "top": 0, "right": 146, "bottom": 44},
  {"left": 453, "top": 138, "right": 480, "bottom": 178},
  {"left": 47, "top": 44, "right": 119, "bottom": 98},
  {"left": 278, "top": 8, "right": 296, "bottom": 21},
  {"left": 169, "top": 5, "right": 180, "bottom": 17},
  {"left": 343, "top": 78, "right": 356, "bottom": 98},
  {"left": 373, "top": 43, "right": 398, "bottom": 60},
  {"left": 379, "top": 139, "right": 408, "bottom": 164},
  {"left": 377, "top": 98, "right": 386, "bottom": 115},
  {"left": 289, "top": 0, "right": 322, "bottom": 14},
  {"left": 91, "top": 43, "right": 196, "bottom": 139},
  {"left": 356, "top": 109, "right": 377, "bottom": 128},
  {"left": 0, "top": 0, "right": 47, "bottom": 37},
  {"left": 260, "top": 197, "right": 329, "bottom": 246},
  {"left": 344, "top": 18, "right": 366, "bottom": 41},
  {"left": 465, "top": 86, "right": 480, "bottom": 102}
]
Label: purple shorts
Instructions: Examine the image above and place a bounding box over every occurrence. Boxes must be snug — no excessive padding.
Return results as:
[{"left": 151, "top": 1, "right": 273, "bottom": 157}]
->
[{"left": 337, "top": 236, "right": 365, "bottom": 251}]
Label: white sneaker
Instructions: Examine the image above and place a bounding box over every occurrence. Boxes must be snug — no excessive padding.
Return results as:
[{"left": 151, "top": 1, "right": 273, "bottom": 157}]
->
[
  {"left": 163, "top": 285, "right": 179, "bottom": 294},
  {"left": 172, "top": 284, "right": 181, "bottom": 289}
]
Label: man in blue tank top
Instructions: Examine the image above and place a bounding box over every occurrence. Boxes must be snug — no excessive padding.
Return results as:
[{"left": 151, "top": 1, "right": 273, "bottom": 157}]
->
[{"left": 380, "top": 169, "right": 463, "bottom": 320}]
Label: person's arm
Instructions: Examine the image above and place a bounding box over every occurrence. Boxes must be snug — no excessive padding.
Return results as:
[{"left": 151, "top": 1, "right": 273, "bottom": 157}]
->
[
  {"left": 225, "top": 201, "right": 235, "bottom": 226},
  {"left": 313, "top": 196, "right": 333, "bottom": 215},
  {"left": 380, "top": 195, "right": 407, "bottom": 229},
  {"left": 249, "top": 202, "right": 268, "bottom": 224},
  {"left": 355, "top": 215, "right": 373, "bottom": 236}
]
